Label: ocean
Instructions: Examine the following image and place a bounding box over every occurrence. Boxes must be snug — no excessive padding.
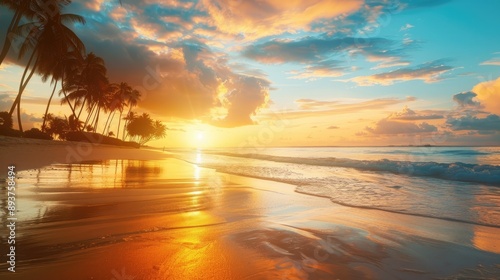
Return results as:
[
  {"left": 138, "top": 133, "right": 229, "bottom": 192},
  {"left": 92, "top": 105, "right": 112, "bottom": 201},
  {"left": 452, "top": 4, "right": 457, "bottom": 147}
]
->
[{"left": 175, "top": 146, "right": 500, "bottom": 228}]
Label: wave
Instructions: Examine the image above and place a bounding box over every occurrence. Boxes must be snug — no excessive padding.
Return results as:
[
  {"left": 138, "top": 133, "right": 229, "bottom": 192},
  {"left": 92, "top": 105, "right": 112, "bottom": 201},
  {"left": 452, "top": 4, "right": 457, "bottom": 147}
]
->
[
  {"left": 372, "top": 149, "right": 492, "bottom": 156},
  {"left": 209, "top": 153, "right": 500, "bottom": 186},
  {"left": 187, "top": 161, "right": 500, "bottom": 228}
]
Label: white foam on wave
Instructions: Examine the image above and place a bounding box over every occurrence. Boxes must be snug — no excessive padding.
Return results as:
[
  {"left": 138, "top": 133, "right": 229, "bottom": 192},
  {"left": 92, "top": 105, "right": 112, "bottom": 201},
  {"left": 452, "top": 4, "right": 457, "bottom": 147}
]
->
[{"left": 212, "top": 153, "right": 500, "bottom": 186}]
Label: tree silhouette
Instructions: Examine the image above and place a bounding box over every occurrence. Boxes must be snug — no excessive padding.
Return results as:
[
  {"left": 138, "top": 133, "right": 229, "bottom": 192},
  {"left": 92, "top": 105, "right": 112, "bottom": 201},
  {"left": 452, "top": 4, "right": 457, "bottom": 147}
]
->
[
  {"left": 63, "top": 52, "right": 109, "bottom": 131},
  {"left": 8, "top": 0, "right": 85, "bottom": 132},
  {"left": 125, "top": 113, "right": 166, "bottom": 145},
  {"left": 0, "top": 111, "right": 13, "bottom": 128},
  {"left": 44, "top": 114, "right": 69, "bottom": 140}
]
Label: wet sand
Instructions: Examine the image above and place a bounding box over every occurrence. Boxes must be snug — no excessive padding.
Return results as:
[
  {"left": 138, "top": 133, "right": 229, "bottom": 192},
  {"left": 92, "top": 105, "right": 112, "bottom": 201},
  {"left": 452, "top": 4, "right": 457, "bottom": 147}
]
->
[{"left": 1, "top": 137, "right": 500, "bottom": 279}]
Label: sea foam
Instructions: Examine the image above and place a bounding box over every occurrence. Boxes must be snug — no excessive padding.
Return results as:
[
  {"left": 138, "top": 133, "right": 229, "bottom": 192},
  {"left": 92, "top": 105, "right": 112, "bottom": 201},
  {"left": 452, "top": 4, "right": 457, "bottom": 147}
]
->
[{"left": 211, "top": 153, "right": 500, "bottom": 186}]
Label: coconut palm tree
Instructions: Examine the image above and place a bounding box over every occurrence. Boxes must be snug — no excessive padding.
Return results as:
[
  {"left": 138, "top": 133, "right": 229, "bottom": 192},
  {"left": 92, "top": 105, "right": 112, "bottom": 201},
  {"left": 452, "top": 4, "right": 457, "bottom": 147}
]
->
[
  {"left": 9, "top": 0, "right": 85, "bottom": 132},
  {"left": 102, "top": 82, "right": 126, "bottom": 135},
  {"left": 109, "top": 82, "right": 134, "bottom": 138},
  {"left": 122, "top": 89, "right": 141, "bottom": 140},
  {"left": 68, "top": 114, "right": 83, "bottom": 131},
  {"left": 63, "top": 52, "right": 108, "bottom": 129},
  {"left": 41, "top": 49, "right": 83, "bottom": 132},
  {"left": 63, "top": 53, "right": 109, "bottom": 133},
  {"left": 122, "top": 111, "right": 137, "bottom": 141},
  {"left": 0, "top": 0, "right": 44, "bottom": 65},
  {"left": 125, "top": 113, "right": 166, "bottom": 145}
]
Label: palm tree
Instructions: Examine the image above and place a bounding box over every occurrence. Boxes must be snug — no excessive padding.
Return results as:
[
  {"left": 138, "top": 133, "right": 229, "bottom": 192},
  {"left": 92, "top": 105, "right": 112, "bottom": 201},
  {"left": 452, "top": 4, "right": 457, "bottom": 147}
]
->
[
  {"left": 91, "top": 82, "right": 118, "bottom": 132},
  {"left": 153, "top": 120, "right": 167, "bottom": 140},
  {"left": 122, "top": 111, "right": 137, "bottom": 141},
  {"left": 63, "top": 52, "right": 108, "bottom": 130},
  {"left": 125, "top": 113, "right": 166, "bottom": 145},
  {"left": 122, "top": 89, "right": 141, "bottom": 140},
  {"left": 41, "top": 49, "right": 83, "bottom": 132},
  {"left": 109, "top": 82, "right": 134, "bottom": 138},
  {"left": 68, "top": 114, "right": 83, "bottom": 131},
  {"left": 45, "top": 115, "right": 69, "bottom": 140},
  {"left": 84, "top": 124, "right": 93, "bottom": 132},
  {"left": 102, "top": 83, "right": 123, "bottom": 135},
  {"left": 9, "top": 0, "right": 86, "bottom": 132},
  {"left": 63, "top": 53, "right": 110, "bottom": 131},
  {"left": 0, "top": 0, "right": 44, "bottom": 65}
]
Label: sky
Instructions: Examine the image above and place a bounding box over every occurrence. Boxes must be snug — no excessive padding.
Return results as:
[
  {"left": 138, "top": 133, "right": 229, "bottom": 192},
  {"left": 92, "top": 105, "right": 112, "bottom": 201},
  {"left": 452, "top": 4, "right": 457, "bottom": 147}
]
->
[{"left": 1, "top": 0, "right": 500, "bottom": 148}]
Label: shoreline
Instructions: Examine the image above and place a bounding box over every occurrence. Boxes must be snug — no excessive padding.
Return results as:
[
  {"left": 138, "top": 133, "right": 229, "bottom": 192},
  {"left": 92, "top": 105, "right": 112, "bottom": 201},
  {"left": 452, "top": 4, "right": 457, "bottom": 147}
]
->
[
  {"left": 0, "top": 136, "right": 169, "bottom": 174},
  {"left": 0, "top": 139, "right": 499, "bottom": 279}
]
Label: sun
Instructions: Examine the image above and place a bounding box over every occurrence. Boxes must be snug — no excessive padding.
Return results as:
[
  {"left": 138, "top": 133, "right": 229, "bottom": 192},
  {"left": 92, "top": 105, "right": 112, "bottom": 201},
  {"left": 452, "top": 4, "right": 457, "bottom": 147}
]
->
[
  {"left": 196, "top": 132, "right": 204, "bottom": 141},
  {"left": 189, "top": 127, "right": 211, "bottom": 148}
]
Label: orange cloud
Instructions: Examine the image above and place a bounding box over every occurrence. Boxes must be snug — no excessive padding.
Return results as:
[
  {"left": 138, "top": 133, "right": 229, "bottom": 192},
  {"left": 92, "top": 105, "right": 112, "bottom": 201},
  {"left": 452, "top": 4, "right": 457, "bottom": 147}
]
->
[
  {"left": 262, "top": 97, "right": 416, "bottom": 120},
  {"left": 472, "top": 76, "right": 500, "bottom": 115},
  {"left": 84, "top": 0, "right": 105, "bottom": 12},
  {"left": 109, "top": 6, "right": 128, "bottom": 22},
  {"left": 200, "top": 0, "right": 363, "bottom": 40}
]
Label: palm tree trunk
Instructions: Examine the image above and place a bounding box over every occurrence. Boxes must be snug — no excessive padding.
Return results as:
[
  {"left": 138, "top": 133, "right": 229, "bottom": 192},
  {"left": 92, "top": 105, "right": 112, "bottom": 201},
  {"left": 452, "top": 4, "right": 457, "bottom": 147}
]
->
[
  {"left": 60, "top": 71, "right": 78, "bottom": 121},
  {"left": 122, "top": 106, "right": 132, "bottom": 140},
  {"left": 116, "top": 111, "right": 122, "bottom": 139},
  {"left": 10, "top": 50, "right": 38, "bottom": 132},
  {"left": 77, "top": 95, "right": 86, "bottom": 119},
  {"left": 90, "top": 106, "right": 99, "bottom": 131},
  {"left": 93, "top": 106, "right": 101, "bottom": 132},
  {"left": 41, "top": 81, "right": 58, "bottom": 132},
  {"left": 84, "top": 102, "right": 96, "bottom": 128},
  {"left": 9, "top": 50, "right": 37, "bottom": 115},
  {"left": 83, "top": 101, "right": 94, "bottom": 126},
  {"left": 107, "top": 111, "right": 117, "bottom": 135},
  {"left": 0, "top": 8, "right": 23, "bottom": 65},
  {"left": 103, "top": 110, "right": 114, "bottom": 135}
]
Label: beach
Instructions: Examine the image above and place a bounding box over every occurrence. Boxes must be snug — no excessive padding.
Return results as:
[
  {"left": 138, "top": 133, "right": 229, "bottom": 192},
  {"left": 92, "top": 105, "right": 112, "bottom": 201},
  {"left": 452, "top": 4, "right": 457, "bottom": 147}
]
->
[{"left": 1, "top": 137, "right": 500, "bottom": 279}]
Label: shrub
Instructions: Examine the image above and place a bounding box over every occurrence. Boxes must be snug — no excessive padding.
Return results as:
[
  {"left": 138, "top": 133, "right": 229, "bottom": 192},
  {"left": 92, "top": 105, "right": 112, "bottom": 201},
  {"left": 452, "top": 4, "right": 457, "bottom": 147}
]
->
[
  {"left": 23, "top": 128, "right": 53, "bottom": 140},
  {"left": 0, "top": 111, "right": 13, "bottom": 129},
  {"left": 0, "top": 127, "right": 22, "bottom": 137}
]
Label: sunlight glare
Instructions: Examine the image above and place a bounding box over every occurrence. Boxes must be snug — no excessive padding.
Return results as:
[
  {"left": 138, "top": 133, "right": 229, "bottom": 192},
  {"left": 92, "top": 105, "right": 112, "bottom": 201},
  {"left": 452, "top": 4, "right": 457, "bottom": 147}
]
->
[{"left": 197, "top": 132, "right": 204, "bottom": 141}]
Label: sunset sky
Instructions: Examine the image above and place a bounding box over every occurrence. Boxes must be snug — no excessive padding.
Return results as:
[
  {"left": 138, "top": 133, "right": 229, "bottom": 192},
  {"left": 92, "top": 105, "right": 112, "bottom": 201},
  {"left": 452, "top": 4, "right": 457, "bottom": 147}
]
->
[{"left": 1, "top": 0, "right": 500, "bottom": 147}]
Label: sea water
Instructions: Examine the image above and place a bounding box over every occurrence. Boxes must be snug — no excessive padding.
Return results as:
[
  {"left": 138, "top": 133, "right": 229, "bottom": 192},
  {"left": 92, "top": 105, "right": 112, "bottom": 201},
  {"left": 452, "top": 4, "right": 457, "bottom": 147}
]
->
[{"left": 176, "top": 146, "right": 500, "bottom": 228}]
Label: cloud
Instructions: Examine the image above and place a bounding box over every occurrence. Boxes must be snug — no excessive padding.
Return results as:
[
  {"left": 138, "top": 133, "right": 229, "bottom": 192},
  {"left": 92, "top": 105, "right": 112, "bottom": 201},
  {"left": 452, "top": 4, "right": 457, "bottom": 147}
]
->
[
  {"left": 0, "top": 0, "right": 462, "bottom": 132},
  {"left": 327, "top": 125, "right": 339, "bottom": 129},
  {"left": 289, "top": 60, "right": 348, "bottom": 80},
  {"left": 371, "top": 59, "right": 410, "bottom": 70},
  {"left": 388, "top": 106, "right": 444, "bottom": 120},
  {"left": 0, "top": 94, "right": 12, "bottom": 111},
  {"left": 400, "top": 23, "right": 414, "bottom": 31},
  {"left": 472, "top": 77, "right": 500, "bottom": 115},
  {"left": 295, "top": 99, "right": 341, "bottom": 110},
  {"left": 242, "top": 35, "right": 410, "bottom": 80},
  {"left": 264, "top": 96, "right": 416, "bottom": 120},
  {"left": 242, "top": 36, "right": 401, "bottom": 64},
  {"left": 348, "top": 59, "right": 454, "bottom": 86},
  {"left": 452, "top": 91, "right": 481, "bottom": 108},
  {"left": 136, "top": 40, "right": 271, "bottom": 125},
  {"left": 366, "top": 119, "right": 437, "bottom": 135},
  {"left": 200, "top": 0, "right": 363, "bottom": 40},
  {"left": 480, "top": 58, "right": 500, "bottom": 66},
  {"left": 0, "top": 1, "right": 273, "bottom": 128},
  {"left": 84, "top": 0, "right": 106, "bottom": 11},
  {"left": 214, "top": 75, "right": 271, "bottom": 127},
  {"left": 0, "top": 94, "right": 41, "bottom": 129},
  {"left": 398, "top": 0, "right": 453, "bottom": 9},
  {"left": 447, "top": 114, "right": 500, "bottom": 131},
  {"left": 167, "top": 127, "right": 186, "bottom": 132}
]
